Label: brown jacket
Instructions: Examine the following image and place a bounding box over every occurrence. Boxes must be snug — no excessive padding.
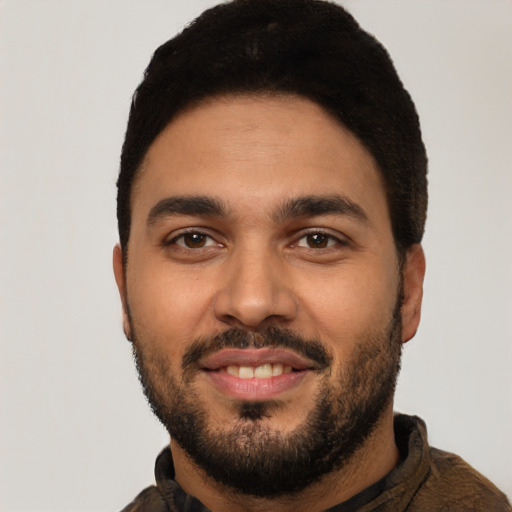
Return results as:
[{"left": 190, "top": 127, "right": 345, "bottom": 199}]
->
[{"left": 121, "top": 414, "right": 511, "bottom": 511}]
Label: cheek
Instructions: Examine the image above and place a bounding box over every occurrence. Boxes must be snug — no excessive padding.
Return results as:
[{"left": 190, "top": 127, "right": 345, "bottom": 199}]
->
[
  {"left": 127, "top": 258, "right": 217, "bottom": 347},
  {"left": 295, "top": 260, "right": 399, "bottom": 348}
]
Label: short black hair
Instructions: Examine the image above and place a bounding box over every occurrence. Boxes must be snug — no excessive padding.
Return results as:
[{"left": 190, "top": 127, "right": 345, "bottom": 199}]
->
[{"left": 117, "top": 0, "right": 427, "bottom": 255}]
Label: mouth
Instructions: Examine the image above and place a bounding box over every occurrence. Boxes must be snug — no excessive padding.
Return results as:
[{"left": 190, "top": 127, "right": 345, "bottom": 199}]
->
[
  {"left": 199, "top": 348, "right": 316, "bottom": 401},
  {"left": 220, "top": 362, "right": 294, "bottom": 379}
]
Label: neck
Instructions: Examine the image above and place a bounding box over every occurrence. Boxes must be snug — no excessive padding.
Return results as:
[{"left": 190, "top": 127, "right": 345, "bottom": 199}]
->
[{"left": 172, "top": 406, "right": 399, "bottom": 512}]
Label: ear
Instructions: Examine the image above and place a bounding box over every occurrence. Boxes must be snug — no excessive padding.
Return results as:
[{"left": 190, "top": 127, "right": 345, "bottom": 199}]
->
[
  {"left": 401, "top": 244, "right": 426, "bottom": 343},
  {"left": 113, "top": 244, "right": 132, "bottom": 341}
]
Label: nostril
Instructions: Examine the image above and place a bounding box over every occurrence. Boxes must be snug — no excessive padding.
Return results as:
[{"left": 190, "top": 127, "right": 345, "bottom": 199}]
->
[{"left": 212, "top": 265, "right": 298, "bottom": 328}]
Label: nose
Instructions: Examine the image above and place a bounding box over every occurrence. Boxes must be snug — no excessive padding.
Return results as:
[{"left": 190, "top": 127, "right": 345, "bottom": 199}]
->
[{"left": 213, "top": 247, "right": 298, "bottom": 330}]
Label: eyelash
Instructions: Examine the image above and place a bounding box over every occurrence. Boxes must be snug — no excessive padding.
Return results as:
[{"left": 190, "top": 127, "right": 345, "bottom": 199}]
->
[
  {"left": 293, "top": 230, "right": 347, "bottom": 250},
  {"left": 166, "top": 230, "right": 220, "bottom": 249},
  {"left": 165, "top": 229, "right": 347, "bottom": 251}
]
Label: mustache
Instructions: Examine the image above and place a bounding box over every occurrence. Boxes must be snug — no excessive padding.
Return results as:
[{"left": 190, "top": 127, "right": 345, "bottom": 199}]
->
[{"left": 181, "top": 325, "right": 333, "bottom": 373}]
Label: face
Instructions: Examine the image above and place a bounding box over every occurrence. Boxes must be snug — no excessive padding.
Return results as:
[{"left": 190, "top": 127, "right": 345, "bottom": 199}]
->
[{"left": 114, "top": 95, "right": 424, "bottom": 496}]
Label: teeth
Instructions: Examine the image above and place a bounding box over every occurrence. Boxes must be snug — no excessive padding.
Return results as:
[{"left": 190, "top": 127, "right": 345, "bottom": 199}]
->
[
  {"left": 254, "top": 364, "right": 273, "bottom": 379},
  {"left": 239, "top": 366, "right": 254, "bottom": 379},
  {"left": 224, "top": 363, "right": 295, "bottom": 379},
  {"left": 226, "top": 365, "right": 239, "bottom": 377},
  {"left": 272, "top": 363, "right": 283, "bottom": 376}
]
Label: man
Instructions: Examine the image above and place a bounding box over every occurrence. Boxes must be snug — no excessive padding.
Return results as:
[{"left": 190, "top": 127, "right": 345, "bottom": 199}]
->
[{"left": 113, "top": 1, "right": 511, "bottom": 510}]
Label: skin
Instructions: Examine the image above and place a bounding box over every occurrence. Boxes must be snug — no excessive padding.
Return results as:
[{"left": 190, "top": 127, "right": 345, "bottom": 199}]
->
[{"left": 113, "top": 94, "right": 425, "bottom": 512}]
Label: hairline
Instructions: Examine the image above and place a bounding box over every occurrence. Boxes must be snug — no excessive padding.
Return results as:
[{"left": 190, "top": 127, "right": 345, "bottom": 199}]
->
[{"left": 123, "top": 90, "right": 408, "bottom": 267}]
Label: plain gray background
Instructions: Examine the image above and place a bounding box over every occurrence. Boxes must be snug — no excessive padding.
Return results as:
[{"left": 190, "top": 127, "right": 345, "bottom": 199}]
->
[{"left": 1, "top": 0, "right": 511, "bottom": 510}]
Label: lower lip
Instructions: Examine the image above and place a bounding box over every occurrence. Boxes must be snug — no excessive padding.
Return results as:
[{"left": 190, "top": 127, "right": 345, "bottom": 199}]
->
[{"left": 203, "top": 370, "right": 310, "bottom": 400}]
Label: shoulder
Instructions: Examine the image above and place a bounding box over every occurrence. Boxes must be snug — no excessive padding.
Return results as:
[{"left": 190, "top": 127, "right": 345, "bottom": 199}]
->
[
  {"left": 413, "top": 447, "right": 511, "bottom": 511},
  {"left": 120, "top": 485, "right": 170, "bottom": 512}
]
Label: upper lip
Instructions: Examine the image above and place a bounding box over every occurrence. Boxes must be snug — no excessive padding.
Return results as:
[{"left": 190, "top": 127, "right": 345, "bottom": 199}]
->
[{"left": 199, "top": 348, "right": 315, "bottom": 371}]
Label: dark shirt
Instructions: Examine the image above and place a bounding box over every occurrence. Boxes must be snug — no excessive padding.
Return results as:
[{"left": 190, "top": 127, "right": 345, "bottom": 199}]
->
[{"left": 121, "top": 414, "right": 511, "bottom": 512}]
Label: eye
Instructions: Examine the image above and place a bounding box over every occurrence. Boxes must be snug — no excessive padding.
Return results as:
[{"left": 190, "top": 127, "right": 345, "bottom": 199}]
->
[
  {"left": 171, "top": 232, "right": 217, "bottom": 249},
  {"left": 295, "top": 232, "right": 342, "bottom": 249}
]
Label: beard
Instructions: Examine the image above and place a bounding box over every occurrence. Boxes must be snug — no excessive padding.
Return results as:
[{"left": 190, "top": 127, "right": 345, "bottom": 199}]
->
[{"left": 130, "top": 299, "right": 403, "bottom": 498}]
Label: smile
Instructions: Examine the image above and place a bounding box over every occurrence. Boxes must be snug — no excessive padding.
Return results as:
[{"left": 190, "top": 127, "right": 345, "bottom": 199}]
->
[
  {"left": 199, "top": 348, "right": 315, "bottom": 400},
  {"left": 222, "top": 363, "right": 292, "bottom": 379}
]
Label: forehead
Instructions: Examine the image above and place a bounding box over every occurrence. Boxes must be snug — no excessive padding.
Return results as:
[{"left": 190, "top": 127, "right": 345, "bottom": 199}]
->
[{"left": 131, "top": 94, "right": 389, "bottom": 226}]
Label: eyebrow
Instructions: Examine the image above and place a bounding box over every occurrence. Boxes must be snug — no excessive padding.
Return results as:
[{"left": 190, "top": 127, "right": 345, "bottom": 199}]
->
[
  {"left": 272, "top": 195, "right": 369, "bottom": 224},
  {"left": 146, "top": 196, "right": 227, "bottom": 227},
  {"left": 146, "top": 193, "right": 368, "bottom": 228}
]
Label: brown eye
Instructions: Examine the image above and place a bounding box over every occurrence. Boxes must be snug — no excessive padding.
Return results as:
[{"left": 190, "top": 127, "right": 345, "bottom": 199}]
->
[
  {"left": 307, "top": 233, "right": 328, "bottom": 248},
  {"left": 296, "top": 232, "right": 341, "bottom": 249},
  {"left": 184, "top": 233, "right": 206, "bottom": 248},
  {"left": 173, "top": 232, "right": 216, "bottom": 248}
]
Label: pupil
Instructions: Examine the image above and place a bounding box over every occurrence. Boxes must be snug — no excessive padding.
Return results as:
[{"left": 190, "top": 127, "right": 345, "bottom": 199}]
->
[
  {"left": 185, "top": 233, "right": 205, "bottom": 248},
  {"left": 308, "top": 233, "right": 328, "bottom": 248}
]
